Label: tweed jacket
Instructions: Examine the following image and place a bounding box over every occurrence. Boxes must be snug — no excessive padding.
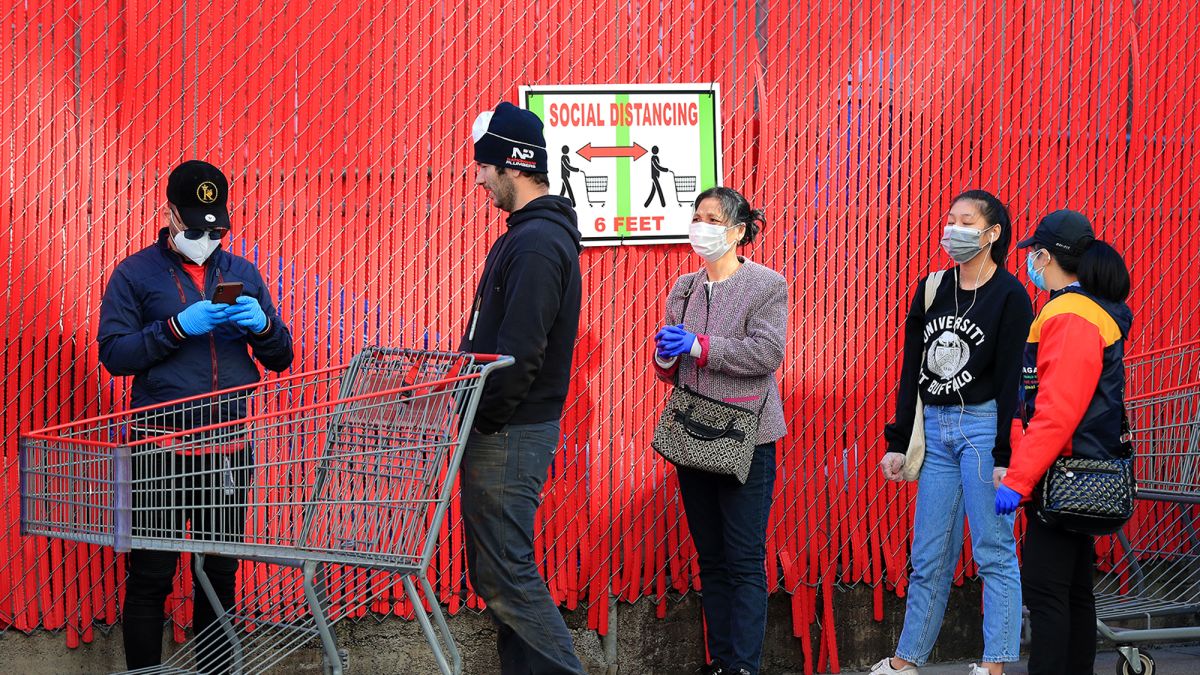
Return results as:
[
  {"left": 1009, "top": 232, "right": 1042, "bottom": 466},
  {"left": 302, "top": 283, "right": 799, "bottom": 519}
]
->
[{"left": 653, "top": 258, "right": 788, "bottom": 444}]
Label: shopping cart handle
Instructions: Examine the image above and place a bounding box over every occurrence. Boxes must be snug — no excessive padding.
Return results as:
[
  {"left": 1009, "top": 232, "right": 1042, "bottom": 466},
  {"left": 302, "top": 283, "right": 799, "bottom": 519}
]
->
[{"left": 470, "top": 353, "right": 515, "bottom": 365}]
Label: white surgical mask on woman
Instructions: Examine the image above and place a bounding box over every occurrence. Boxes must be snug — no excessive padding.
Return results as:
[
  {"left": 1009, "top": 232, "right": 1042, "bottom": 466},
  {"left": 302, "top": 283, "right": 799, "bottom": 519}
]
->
[{"left": 689, "top": 221, "right": 740, "bottom": 262}]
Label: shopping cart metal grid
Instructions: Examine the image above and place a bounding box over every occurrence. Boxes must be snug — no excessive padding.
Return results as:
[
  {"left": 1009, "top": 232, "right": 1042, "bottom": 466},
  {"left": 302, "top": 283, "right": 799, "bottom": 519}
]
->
[
  {"left": 20, "top": 347, "right": 513, "bottom": 675},
  {"left": 1092, "top": 340, "right": 1200, "bottom": 675}
]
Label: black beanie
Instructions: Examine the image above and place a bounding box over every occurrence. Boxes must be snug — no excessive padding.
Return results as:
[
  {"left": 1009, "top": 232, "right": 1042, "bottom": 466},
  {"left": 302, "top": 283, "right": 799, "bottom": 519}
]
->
[{"left": 471, "top": 102, "right": 548, "bottom": 173}]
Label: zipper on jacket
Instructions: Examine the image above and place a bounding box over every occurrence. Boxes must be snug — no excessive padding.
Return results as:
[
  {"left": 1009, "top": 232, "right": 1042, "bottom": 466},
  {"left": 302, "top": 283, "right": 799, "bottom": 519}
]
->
[
  {"left": 209, "top": 268, "right": 226, "bottom": 394},
  {"left": 169, "top": 269, "right": 188, "bottom": 303},
  {"left": 170, "top": 261, "right": 221, "bottom": 394}
]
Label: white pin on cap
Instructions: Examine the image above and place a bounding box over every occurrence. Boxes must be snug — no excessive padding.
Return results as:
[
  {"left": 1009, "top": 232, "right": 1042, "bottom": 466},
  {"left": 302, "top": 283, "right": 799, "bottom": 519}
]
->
[{"left": 204, "top": 214, "right": 216, "bottom": 223}]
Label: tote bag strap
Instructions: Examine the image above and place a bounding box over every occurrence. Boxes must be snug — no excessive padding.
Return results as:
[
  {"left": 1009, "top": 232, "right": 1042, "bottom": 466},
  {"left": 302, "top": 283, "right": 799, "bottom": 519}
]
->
[{"left": 924, "top": 270, "right": 946, "bottom": 311}]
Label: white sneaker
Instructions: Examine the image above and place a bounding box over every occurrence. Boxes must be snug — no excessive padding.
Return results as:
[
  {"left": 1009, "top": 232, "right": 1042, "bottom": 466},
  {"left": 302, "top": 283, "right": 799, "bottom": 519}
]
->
[
  {"left": 869, "top": 657, "right": 919, "bottom": 674},
  {"left": 967, "top": 665, "right": 1002, "bottom": 675}
]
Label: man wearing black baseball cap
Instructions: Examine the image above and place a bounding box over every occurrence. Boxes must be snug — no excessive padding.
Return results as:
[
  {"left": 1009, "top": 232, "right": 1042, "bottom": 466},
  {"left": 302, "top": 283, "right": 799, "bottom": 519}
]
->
[
  {"left": 460, "top": 102, "right": 585, "bottom": 674},
  {"left": 98, "top": 159, "right": 293, "bottom": 670}
]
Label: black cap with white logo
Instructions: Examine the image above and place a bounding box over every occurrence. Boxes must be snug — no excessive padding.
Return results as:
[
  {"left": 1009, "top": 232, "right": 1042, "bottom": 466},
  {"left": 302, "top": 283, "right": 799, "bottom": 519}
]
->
[
  {"left": 1017, "top": 209, "right": 1095, "bottom": 255},
  {"left": 166, "top": 160, "right": 231, "bottom": 231}
]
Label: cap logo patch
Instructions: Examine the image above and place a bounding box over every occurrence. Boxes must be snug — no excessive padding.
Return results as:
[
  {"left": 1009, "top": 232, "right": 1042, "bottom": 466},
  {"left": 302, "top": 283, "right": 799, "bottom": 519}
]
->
[
  {"left": 204, "top": 214, "right": 217, "bottom": 223},
  {"left": 511, "top": 147, "right": 535, "bottom": 160},
  {"left": 197, "top": 181, "right": 219, "bottom": 204}
]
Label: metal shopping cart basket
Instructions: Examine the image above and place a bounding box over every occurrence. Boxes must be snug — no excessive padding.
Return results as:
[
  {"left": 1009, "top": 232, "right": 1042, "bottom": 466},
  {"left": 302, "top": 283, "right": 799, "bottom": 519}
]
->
[
  {"left": 19, "top": 347, "right": 512, "bottom": 675},
  {"left": 672, "top": 173, "right": 697, "bottom": 206},
  {"left": 1091, "top": 342, "right": 1200, "bottom": 675},
  {"left": 583, "top": 174, "right": 607, "bottom": 207}
]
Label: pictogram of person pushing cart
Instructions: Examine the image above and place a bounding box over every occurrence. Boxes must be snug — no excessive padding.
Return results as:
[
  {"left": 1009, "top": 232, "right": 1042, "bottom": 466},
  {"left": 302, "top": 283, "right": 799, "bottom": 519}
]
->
[
  {"left": 643, "top": 145, "right": 671, "bottom": 208},
  {"left": 559, "top": 145, "right": 583, "bottom": 206}
]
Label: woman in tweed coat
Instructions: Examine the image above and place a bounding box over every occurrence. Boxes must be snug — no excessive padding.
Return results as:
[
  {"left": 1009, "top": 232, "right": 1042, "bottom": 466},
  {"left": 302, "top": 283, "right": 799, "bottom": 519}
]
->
[{"left": 653, "top": 186, "right": 788, "bottom": 675}]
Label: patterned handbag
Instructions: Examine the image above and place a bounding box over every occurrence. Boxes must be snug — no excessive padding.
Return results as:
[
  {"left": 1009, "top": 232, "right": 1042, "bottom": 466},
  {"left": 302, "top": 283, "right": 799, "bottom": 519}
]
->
[
  {"left": 651, "top": 278, "right": 762, "bottom": 484},
  {"left": 1035, "top": 413, "right": 1136, "bottom": 536},
  {"left": 652, "top": 384, "right": 759, "bottom": 484}
]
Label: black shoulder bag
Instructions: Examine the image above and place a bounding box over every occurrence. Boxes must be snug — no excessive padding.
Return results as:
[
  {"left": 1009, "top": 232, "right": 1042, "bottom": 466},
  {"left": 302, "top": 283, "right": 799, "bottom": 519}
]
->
[{"left": 1035, "top": 411, "right": 1137, "bottom": 536}]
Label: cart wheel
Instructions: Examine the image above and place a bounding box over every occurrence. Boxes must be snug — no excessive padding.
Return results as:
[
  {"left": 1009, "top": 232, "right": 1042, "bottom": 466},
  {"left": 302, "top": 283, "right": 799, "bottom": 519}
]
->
[
  {"left": 323, "top": 647, "right": 350, "bottom": 675},
  {"left": 1116, "top": 650, "right": 1154, "bottom": 675}
]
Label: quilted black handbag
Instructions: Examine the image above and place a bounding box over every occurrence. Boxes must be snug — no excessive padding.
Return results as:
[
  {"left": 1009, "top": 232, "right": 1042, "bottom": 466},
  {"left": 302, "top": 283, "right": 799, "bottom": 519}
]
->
[
  {"left": 1035, "top": 413, "right": 1136, "bottom": 536},
  {"left": 651, "top": 280, "right": 762, "bottom": 484}
]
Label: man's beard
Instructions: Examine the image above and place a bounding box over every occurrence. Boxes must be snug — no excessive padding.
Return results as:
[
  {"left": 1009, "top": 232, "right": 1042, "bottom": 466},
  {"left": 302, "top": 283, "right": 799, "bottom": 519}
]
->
[{"left": 493, "top": 175, "right": 517, "bottom": 212}]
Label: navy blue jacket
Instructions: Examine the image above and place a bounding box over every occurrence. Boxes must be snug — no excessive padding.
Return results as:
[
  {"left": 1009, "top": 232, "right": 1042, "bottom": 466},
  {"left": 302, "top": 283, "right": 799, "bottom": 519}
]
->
[
  {"left": 461, "top": 195, "right": 582, "bottom": 433},
  {"left": 98, "top": 229, "right": 293, "bottom": 421}
]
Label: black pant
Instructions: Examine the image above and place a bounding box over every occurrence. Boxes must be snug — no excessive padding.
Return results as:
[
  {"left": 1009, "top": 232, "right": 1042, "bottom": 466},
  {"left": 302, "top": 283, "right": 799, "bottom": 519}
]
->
[
  {"left": 1022, "top": 513, "right": 1097, "bottom": 675},
  {"left": 124, "top": 448, "right": 251, "bottom": 672},
  {"left": 676, "top": 442, "right": 778, "bottom": 674}
]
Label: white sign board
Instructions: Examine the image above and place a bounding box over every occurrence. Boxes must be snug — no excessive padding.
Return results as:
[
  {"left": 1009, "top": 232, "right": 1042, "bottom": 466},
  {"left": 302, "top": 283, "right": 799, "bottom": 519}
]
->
[{"left": 521, "top": 84, "right": 722, "bottom": 247}]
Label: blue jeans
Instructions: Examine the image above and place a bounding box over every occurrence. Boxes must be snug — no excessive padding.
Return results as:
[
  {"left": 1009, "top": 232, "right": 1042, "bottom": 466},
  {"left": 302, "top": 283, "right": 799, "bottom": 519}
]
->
[
  {"left": 460, "top": 420, "right": 584, "bottom": 675},
  {"left": 677, "top": 442, "right": 778, "bottom": 674},
  {"left": 895, "top": 401, "right": 1021, "bottom": 665}
]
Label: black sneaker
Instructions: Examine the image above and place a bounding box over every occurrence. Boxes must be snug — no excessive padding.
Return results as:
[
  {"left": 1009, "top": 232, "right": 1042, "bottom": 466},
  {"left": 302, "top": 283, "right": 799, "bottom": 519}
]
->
[{"left": 695, "top": 664, "right": 723, "bottom": 675}]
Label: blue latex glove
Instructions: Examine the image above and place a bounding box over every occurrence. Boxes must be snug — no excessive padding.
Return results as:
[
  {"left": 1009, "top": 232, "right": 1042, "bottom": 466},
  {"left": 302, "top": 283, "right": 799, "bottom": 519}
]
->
[
  {"left": 655, "top": 324, "right": 697, "bottom": 358},
  {"left": 653, "top": 325, "right": 676, "bottom": 357},
  {"left": 995, "top": 485, "right": 1023, "bottom": 515},
  {"left": 175, "top": 300, "right": 230, "bottom": 336},
  {"left": 224, "top": 295, "right": 268, "bottom": 333}
]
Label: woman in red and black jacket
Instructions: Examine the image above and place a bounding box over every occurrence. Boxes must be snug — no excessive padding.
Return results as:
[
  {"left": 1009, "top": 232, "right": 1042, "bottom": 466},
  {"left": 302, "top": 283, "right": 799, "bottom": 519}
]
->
[{"left": 994, "top": 209, "right": 1133, "bottom": 675}]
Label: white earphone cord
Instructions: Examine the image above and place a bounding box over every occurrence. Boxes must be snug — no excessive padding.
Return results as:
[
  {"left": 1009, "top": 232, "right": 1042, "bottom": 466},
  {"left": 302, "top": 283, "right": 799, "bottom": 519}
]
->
[{"left": 952, "top": 239, "right": 995, "bottom": 485}]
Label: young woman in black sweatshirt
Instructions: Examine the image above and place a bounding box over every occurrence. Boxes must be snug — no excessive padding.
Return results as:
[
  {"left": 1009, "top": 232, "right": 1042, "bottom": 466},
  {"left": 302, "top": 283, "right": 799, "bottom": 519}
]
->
[{"left": 872, "top": 190, "right": 1034, "bottom": 675}]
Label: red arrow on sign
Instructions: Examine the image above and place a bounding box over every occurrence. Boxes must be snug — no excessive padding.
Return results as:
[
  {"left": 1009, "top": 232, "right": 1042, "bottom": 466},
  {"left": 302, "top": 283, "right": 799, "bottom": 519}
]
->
[{"left": 576, "top": 143, "right": 648, "bottom": 161}]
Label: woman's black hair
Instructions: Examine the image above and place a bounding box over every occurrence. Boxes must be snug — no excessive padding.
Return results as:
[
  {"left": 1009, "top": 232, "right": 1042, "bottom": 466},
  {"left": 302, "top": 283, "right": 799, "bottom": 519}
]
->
[
  {"left": 692, "top": 186, "right": 766, "bottom": 245},
  {"left": 951, "top": 189, "right": 1012, "bottom": 267},
  {"left": 1053, "top": 239, "right": 1131, "bottom": 302}
]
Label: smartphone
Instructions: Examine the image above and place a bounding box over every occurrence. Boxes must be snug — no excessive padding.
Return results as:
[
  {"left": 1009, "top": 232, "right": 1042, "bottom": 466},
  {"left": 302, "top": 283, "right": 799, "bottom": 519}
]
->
[{"left": 211, "top": 282, "right": 244, "bottom": 305}]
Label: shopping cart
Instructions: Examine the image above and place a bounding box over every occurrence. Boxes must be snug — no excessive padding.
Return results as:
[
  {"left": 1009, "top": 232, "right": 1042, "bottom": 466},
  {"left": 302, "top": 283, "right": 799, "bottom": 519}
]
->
[
  {"left": 1092, "top": 368, "right": 1200, "bottom": 675},
  {"left": 1125, "top": 338, "right": 1200, "bottom": 399},
  {"left": 583, "top": 174, "right": 607, "bottom": 206},
  {"left": 19, "top": 347, "right": 513, "bottom": 675},
  {"left": 672, "top": 172, "right": 697, "bottom": 206}
]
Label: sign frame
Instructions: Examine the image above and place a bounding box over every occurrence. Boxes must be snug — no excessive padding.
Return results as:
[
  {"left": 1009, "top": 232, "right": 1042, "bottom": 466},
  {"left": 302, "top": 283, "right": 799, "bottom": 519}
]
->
[{"left": 520, "top": 83, "right": 723, "bottom": 247}]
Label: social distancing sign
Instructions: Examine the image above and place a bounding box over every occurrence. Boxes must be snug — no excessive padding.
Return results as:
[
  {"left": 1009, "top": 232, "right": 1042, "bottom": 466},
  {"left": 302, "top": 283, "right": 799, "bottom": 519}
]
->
[{"left": 521, "top": 84, "right": 722, "bottom": 247}]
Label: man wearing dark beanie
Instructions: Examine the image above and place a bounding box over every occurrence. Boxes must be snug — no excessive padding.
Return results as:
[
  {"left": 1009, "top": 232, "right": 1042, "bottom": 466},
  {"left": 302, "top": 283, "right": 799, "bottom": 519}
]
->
[{"left": 460, "top": 101, "right": 585, "bottom": 674}]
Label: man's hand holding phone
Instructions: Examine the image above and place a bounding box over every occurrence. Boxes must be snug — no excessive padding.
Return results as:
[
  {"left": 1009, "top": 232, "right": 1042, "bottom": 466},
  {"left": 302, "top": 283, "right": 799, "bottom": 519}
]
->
[
  {"left": 175, "top": 301, "right": 232, "bottom": 336},
  {"left": 224, "top": 295, "right": 268, "bottom": 333}
]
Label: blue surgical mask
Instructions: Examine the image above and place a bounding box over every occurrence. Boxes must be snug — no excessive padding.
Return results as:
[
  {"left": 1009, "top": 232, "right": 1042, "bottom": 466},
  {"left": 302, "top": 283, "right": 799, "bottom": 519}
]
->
[{"left": 1026, "top": 249, "right": 1048, "bottom": 291}]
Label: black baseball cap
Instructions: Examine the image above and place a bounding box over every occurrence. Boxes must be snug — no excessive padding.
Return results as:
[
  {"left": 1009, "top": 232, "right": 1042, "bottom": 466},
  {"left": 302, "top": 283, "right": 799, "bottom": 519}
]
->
[
  {"left": 1017, "top": 209, "right": 1095, "bottom": 255},
  {"left": 166, "top": 160, "right": 231, "bottom": 231}
]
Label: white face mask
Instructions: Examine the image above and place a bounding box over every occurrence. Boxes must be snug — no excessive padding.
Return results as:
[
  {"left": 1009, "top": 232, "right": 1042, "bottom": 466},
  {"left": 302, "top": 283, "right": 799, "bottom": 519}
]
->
[
  {"left": 172, "top": 230, "right": 221, "bottom": 265},
  {"left": 688, "top": 221, "right": 739, "bottom": 262}
]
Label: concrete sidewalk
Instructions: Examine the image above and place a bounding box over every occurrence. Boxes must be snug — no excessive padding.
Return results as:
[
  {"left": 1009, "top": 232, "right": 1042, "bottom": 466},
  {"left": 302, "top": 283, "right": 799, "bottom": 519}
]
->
[{"left": 843, "top": 644, "right": 1200, "bottom": 674}]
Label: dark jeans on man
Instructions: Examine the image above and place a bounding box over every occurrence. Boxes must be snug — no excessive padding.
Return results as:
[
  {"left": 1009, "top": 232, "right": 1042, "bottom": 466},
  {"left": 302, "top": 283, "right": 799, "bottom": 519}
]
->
[
  {"left": 460, "top": 420, "right": 584, "bottom": 675},
  {"left": 676, "top": 442, "right": 778, "bottom": 674},
  {"left": 124, "top": 447, "right": 251, "bottom": 672},
  {"left": 1022, "top": 512, "right": 1097, "bottom": 675}
]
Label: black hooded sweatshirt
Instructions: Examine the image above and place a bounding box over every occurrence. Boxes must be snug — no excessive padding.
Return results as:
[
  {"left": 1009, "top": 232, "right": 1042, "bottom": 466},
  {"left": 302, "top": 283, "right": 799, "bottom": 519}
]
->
[{"left": 461, "top": 195, "right": 583, "bottom": 433}]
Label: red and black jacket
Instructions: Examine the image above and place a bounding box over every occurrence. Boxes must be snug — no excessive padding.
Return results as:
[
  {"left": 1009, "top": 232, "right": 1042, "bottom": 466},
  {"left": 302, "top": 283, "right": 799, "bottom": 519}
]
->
[{"left": 1003, "top": 286, "right": 1133, "bottom": 497}]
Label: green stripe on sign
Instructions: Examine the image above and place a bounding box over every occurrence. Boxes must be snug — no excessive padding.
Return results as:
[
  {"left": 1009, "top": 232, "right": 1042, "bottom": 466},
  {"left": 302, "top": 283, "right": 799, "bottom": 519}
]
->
[
  {"left": 616, "top": 93, "right": 630, "bottom": 220},
  {"left": 698, "top": 93, "right": 716, "bottom": 189},
  {"left": 527, "top": 94, "right": 544, "bottom": 120}
]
